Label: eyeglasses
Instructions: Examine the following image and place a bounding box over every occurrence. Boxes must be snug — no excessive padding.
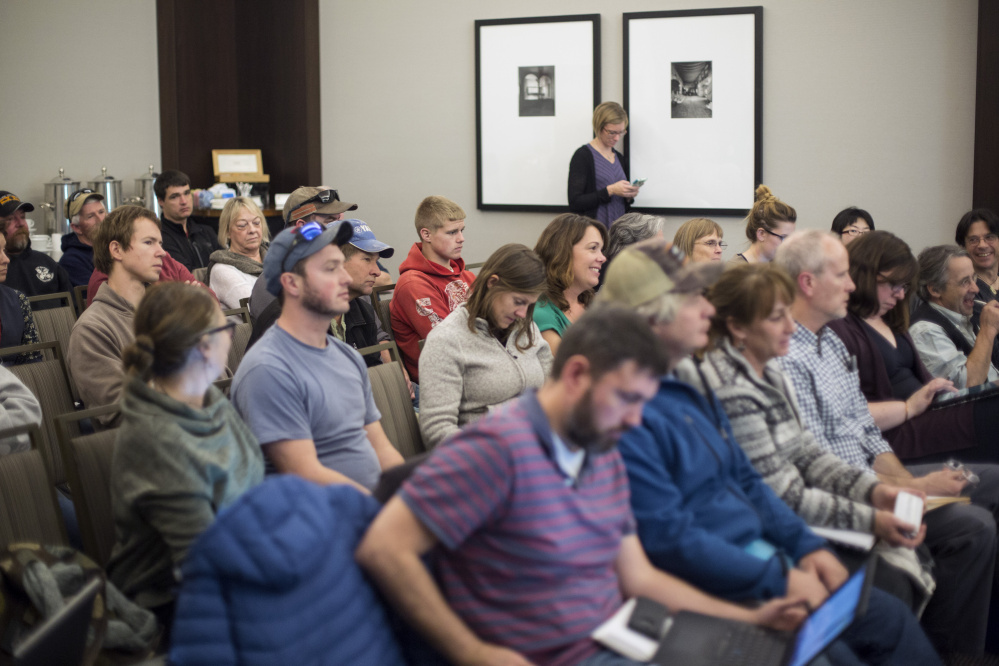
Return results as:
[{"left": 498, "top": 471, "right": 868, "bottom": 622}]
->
[
  {"left": 695, "top": 240, "right": 728, "bottom": 249},
  {"left": 877, "top": 273, "right": 908, "bottom": 296},
  {"left": 965, "top": 234, "right": 999, "bottom": 246},
  {"left": 288, "top": 189, "right": 340, "bottom": 222},
  {"left": 603, "top": 128, "right": 627, "bottom": 137},
  {"left": 282, "top": 221, "right": 327, "bottom": 271},
  {"left": 202, "top": 321, "right": 238, "bottom": 339},
  {"left": 841, "top": 228, "right": 870, "bottom": 237},
  {"left": 763, "top": 228, "right": 789, "bottom": 242}
]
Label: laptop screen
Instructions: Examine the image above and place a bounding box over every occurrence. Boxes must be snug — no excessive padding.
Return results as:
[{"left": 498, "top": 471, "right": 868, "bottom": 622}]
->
[{"left": 785, "top": 564, "right": 868, "bottom": 666}]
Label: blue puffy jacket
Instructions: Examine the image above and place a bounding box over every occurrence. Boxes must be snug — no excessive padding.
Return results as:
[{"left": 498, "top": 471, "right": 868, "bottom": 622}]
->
[{"left": 169, "top": 476, "right": 408, "bottom": 665}]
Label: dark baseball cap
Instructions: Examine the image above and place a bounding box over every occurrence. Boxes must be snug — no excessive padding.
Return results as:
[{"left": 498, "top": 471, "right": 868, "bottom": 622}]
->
[{"left": 0, "top": 192, "right": 35, "bottom": 217}]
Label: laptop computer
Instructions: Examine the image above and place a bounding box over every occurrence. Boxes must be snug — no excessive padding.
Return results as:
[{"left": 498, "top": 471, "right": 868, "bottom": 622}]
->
[
  {"left": 12, "top": 575, "right": 101, "bottom": 666},
  {"left": 651, "top": 558, "right": 875, "bottom": 666}
]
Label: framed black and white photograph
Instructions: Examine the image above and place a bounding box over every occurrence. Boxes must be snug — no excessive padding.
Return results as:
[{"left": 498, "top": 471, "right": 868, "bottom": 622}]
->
[
  {"left": 476, "top": 15, "right": 600, "bottom": 211},
  {"left": 624, "top": 7, "right": 762, "bottom": 215}
]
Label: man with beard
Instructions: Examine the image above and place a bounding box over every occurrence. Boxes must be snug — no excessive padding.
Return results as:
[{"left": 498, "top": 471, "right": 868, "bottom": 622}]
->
[
  {"left": 603, "top": 239, "right": 941, "bottom": 665},
  {"left": 58, "top": 188, "right": 107, "bottom": 286},
  {"left": 358, "top": 307, "right": 825, "bottom": 666},
  {"left": 231, "top": 221, "right": 403, "bottom": 493},
  {"left": 0, "top": 191, "right": 72, "bottom": 300}
]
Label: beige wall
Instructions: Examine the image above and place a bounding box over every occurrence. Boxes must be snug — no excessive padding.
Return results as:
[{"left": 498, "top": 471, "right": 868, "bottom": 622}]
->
[
  {"left": 0, "top": 0, "right": 977, "bottom": 263},
  {"left": 0, "top": 0, "right": 160, "bottom": 234},
  {"left": 320, "top": 0, "right": 978, "bottom": 269}
]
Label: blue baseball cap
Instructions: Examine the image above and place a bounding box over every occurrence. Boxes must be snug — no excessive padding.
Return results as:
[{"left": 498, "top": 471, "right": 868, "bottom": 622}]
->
[
  {"left": 345, "top": 219, "right": 394, "bottom": 258},
  {"left": 262, "top": 220, "right": 354, "bottom": 296}
]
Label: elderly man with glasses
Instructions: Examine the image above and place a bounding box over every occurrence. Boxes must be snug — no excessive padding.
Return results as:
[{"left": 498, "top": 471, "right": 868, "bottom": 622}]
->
[{"left": 910, "top": 244, "right": 999, "bottom": 389}]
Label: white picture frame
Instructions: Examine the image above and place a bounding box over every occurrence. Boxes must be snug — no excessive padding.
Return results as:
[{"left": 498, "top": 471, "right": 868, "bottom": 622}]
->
[
  {"left": 624, "top": 7, "right": 762, "bottom": 215},
  {"left": 476, "top": 14, "right": 601, "bottom": 211}
]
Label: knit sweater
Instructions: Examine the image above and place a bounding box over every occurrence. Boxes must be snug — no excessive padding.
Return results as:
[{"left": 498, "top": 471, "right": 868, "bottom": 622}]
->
[
  {"left": 67, "top": 283, "right": 135, "bottom": 425},
  {"left": 418, "top": 305, "right": 553, "bottom": 448},
  {"left": 684, "top": 340, "right": 879, "bottom": 532},
  {"left": 107, "top": 379, "right": 264, "bottom": 610},
  {"left": 683, "top": 341, "right": 935, "bottom": 609}
]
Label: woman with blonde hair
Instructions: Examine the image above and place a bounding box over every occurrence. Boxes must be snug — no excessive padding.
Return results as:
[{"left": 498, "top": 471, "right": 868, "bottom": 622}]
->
[
  {"left": 730, "top": 185, "right": 796, "bottom": 264},
  {"left": 673, "top": 217, "right": 725, "bottom": 262},
  {"left": 567, "top": 101, "right": 639, "bottom": 226},
  {"left": 419, "top": 243, "right": 552, "bottom": 448},
  {"left": 209, "top": 197, "right": 270, "bottom": 309},
  {"left": 107, "top": 282, "right": 263, "bottom": 635},
  {"left": 533, "top": 213, "right": 608, "bottom": 355}
]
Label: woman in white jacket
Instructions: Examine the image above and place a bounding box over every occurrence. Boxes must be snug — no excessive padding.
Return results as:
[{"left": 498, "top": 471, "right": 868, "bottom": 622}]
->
[{"left": 419, "top": 244, "right": 553, "bottom": 448}]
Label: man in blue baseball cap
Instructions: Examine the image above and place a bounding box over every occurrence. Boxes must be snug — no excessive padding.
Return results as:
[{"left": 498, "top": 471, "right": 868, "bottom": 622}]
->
[
  {"left": 231, "top": 219, "right": 404, "bottom": 493},
  {"left": 336, "top": 219, "right": 396, "bottom": 366},
  {"left": 247, "top": 219, "right": 398, "bottom": 366}
]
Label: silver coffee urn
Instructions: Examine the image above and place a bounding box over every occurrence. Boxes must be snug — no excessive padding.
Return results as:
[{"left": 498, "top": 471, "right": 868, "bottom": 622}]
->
[
  {"left": 128, "top": 165, "right": 161, "bottom": 219},
  {"left": 39, "top": 168, "right": 80, "bottom": 236},
  {"left": 90, "top": 166, "right": 123, "bottom": 213}
]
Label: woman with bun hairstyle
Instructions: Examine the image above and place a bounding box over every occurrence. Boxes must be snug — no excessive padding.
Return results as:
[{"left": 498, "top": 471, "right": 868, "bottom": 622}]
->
[
  {"left": 533, "top": 213, "right": 608, "bottom": 355},
  {"left": 419, "top": 243, "right": 552, "bottom": 448},
  {"left": 730, "top": 185, "right": 797, "bottom": 264},
  {"left": 107, "top": 282, "right": 264, "bottom": 635}
]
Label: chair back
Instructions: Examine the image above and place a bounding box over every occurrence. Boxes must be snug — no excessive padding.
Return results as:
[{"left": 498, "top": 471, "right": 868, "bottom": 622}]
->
[
  {"left": 0, "top": 445, "right": 68, "bottom": 549},
  {"left": 227, "top": 321, "right": 253, "bottom": 374},
  {"left": 371, "top": 283, "right": 395, "bottom": 337},
  {"left": 367, "top": 361, "right": 424, "bottom": 458},
  {"left": 56, "top": 404, "right": 120, "bottom": 566},
  {"left": 193, "top": 267, "right": 209, "bottom": 284},
  {"left": 222, "top": 306, "right": 251, "bottom": 324},
  {"left": 27, "top": 293, "right": 78, "bottom": 393},
  {"left": 7, "top": 341, "right": 79, "bottom": 486},
  {"left": 72, "top": 284, "right": 88, "bottom": 315}
]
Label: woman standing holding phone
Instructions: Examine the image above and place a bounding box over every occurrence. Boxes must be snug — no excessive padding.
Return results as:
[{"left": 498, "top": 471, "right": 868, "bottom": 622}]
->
[{"left": 568, "top": 101, "right": 639, "bottom": 226}]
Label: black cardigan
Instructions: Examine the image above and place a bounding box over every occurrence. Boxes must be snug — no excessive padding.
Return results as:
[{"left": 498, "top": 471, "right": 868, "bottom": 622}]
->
[{"left": 567, "top": 144, "right": 631, "bottom": 219}]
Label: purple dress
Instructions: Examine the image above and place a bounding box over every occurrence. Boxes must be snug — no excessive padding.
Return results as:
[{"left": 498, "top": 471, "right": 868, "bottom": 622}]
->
[{"left": 587, "top": 144, "right": 627, "bottom": 227}]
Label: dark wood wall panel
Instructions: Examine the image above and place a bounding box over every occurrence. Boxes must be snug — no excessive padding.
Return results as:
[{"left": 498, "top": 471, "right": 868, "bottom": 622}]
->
[
  {"left": 974, "top": 0, "right": 999, "bottom": 210},
  {"left": 157, "top": 0, "right": 320, "bottom": 197}
]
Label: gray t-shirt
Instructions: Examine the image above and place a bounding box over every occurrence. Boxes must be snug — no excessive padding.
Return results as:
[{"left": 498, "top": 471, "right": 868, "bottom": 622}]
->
[{"left": 231, "top": 324, "right": 382, "bottom": 489}]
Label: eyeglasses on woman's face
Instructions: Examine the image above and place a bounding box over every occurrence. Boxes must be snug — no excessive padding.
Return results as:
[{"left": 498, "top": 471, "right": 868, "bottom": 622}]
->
[
  {"left": 695, "top": 239, "right": 728, "bottom": 249},
  {"left": 841, "top": 227, "right": 870, "bottom": 237},
  {"left": 603, "top": 128, "right": 627, "bottom": 138},
  {"left": 202, "top": 321, "right": 238, "bottom": 339},
  {"left": 877, "top": 272, "right": 908, "bottom": 296},
  {"left": 763, "top": 228, "right": 788, "bottom": 242}
]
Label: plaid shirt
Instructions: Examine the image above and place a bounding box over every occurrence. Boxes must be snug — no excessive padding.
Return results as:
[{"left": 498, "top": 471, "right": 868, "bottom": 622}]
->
[{"left": 779, "top": 323, "right": 891, "bottom": 473}]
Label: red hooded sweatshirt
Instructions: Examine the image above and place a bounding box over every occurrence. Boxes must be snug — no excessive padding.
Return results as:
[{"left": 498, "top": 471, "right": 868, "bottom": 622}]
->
[{"left": 389, "top": 242, "right": 475, "bottom": 382}]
